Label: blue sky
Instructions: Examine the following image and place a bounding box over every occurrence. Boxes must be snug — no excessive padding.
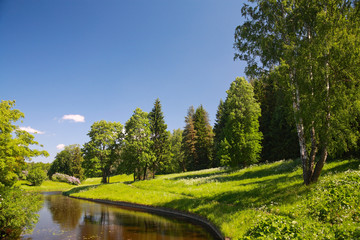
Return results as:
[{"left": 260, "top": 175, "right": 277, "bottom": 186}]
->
[{"left": 0, "top": 0, "right": 247, "bottom": 163}]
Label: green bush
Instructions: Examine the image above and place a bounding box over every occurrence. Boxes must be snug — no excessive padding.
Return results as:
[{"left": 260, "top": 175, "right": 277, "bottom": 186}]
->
[
  {"left": 0, "top": 186, "right": 43, "bottom": 238},
  {"left": 27, "top": 168, "right": 47, "bottom": 186}
]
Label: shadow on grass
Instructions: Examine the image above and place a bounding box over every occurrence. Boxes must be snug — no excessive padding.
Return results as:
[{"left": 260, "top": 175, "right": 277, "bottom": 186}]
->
[
  {"left": 322, "top": 158, "right": 360, "bottom": 175},
  {"left": 63, "top": 184, "right": 100, "bottom": 196},
  {"left": 170, "top": 159, "right": 301, "bottom": 185}
]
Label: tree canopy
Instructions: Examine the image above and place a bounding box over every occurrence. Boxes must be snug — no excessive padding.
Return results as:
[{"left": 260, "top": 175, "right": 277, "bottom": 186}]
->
[
  {"left": 234, "top": 0, "right": 360, "bottom": 184},
  {"left": 83, "top": 120, "right": 123, "bottom": 183},
  {"left": 0, "top": 100, "right": 48, "bottom": 187}
]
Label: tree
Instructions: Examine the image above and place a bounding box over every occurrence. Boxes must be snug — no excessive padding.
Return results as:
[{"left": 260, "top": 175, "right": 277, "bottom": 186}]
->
[
  {"left": 27, "top": 167, "right": 47, "bottom": 186},
  {"left": 48, "top": 144, "right": 85, "bottom": 180},
  {"left": 234, "top": 0, "right": 360, "bottom": 184},
  {"left": 181, "top": 106, "right": 197, "bottom": 172},
  {"left": 83, "top": 120, "right": 123, "bottom": 183},
  {"left": 121, "top": 108, "right": 154, "bottom": 181},
  {"left": 216, "top": 77, "right": 262, "bottom": 167},
  {"left": 213, "top": 99, "right": 227, "bottom": 167},
  {"left": 193, "top": 105, "right": 214, "bottom": 170},
  {"left": 251, "top": 75, "right": 299, "bottom": 162},
  {"left": 0, "top": 100, "right": 47, "bottom": 238},
  {"left": 0, "top": 100, "right": 48, "bottom": 187},
  {"left": 148, "top": 98, "right": 170, "bottom": 178},
  {"left": 164, "top": 129, "right": 184, "bottom": 174}
]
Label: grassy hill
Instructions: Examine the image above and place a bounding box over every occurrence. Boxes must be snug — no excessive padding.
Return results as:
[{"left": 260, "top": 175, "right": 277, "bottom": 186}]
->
[{"left": 63, "top": 159, "right": 360, "bottom": 239}]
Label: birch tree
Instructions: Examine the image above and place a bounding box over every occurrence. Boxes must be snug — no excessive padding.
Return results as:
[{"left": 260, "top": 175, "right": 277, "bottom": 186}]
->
[{"left": 234, "top": 0, "right": 360, "bottom": 184}]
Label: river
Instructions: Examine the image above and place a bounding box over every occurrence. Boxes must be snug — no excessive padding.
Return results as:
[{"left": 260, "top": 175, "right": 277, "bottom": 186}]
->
[{"left": 21, "top": 192, "right": 217, "bottom": 240}]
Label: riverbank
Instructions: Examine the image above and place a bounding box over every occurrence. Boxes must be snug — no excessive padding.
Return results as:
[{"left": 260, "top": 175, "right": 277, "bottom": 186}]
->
[{"left": 65, "top": 159, "right": 360, "bottom": 239}]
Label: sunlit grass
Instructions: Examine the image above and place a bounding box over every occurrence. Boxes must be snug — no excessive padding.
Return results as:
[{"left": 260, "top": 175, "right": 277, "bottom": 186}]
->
[
  {"left": 18, "top": 180, "right": 75, "bottom": 192},
  {"left": 64, "top": 158, "right": 360, "bottom": 239}
]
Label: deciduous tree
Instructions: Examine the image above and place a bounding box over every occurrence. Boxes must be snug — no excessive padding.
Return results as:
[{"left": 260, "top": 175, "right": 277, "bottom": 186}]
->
[
  {"left": 234, "top": 0, "right": 360, "bottom": 184},
  {"left": 83, "top": 120, "right": 123, "bottom": 183}
]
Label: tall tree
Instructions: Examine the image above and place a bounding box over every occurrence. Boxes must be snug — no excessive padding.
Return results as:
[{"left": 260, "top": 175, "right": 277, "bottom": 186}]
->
[
  {"left": 0, "top": 100, "right": 48, "bottom": 187},
  {"left": 83, "top": 120, "right": 123, "bottom": 183},
  {"left": 169, "top": 129, "right": 184, "bottom": 173},
  {"left": 213, "top": 99, "right": 227, "bottom": 167},
  {"left": 48, "top": 144, "right": 85, "bottom": 180},
  {"left": 181, "top": 106, "right": 197, "bottom": 172},
  {"left": 234, "top": 0, "right": 360, "bottom": 184},
  {"left": 121, "top": 108, "right": 154, "bottom": 181},
  {"left": 148, "top": 98, "right": 170, "bottom": 178},
  {"left": 251, "top": 75, "right": 299, "bottom": 162},
  {"left": 217, "top": 77, "right": 262, "bottom": 167},
  {"left": 193, "top": 105, "right": 214, "bottom": 170}
]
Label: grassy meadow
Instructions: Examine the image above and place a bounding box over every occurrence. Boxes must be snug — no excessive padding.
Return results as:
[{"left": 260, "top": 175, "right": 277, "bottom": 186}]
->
[{"left": 62, "top": 158, "right": 360, "bottom": 239}]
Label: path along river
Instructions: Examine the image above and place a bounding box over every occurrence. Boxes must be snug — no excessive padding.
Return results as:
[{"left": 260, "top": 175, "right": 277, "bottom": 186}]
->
[{"left": 21, "top": 192, "right": 217, "bottom": 240}]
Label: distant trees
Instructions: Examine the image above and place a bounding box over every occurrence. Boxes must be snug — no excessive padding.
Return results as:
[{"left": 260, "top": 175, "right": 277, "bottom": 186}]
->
[
  {"left": 48, "top": 144, "right": 85, "bottom": 180},
  {"left": 182, "top": 105, "right": 214, "bottom": 171},
  {"left": 83, "top": 120, "right": 123, "bottom": 183},
  {"left": 214, "top": 77, "right": 262, "bottom": 167}
]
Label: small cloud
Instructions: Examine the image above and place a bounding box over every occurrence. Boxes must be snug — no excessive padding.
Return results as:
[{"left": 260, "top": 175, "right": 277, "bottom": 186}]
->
[
  {"left": 56, "top": 144, "right": 65, "bottom": 150},
  {"left": 19, "top": 126, "right": 45, "bottom": 134},
  {"left": 62, "top": 114, "right": 85, "bottom": 123}
]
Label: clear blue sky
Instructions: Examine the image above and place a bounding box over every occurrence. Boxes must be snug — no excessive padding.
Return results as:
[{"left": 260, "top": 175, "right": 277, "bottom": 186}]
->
[{"left": 0, "top": 0, "right": 247, "bottom": 163}]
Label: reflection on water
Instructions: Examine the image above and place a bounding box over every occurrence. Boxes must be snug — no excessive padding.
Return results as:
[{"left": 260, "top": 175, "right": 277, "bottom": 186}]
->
[{"left": 21, "top": 193, "right": 215, "bottom": 240}]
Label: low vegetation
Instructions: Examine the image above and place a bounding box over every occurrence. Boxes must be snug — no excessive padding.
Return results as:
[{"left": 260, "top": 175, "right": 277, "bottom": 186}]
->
[{"left": 64, "top": 158, "right": 360, "bottom": 239}]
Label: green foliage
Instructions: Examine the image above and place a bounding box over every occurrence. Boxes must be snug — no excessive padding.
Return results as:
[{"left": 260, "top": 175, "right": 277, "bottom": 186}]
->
[
  {"left": 166, "top": 128, "right": 184, "bottom": 173},
  {"left": 148, "top": 98, "right": 171, "bottom": 178},
  {"left": 27, "top": 167, "right": 47, "bottom": 186},
  {"left": 181, "top": 106, "right": 197, "bottom": 171},
  {"left": 0, "top": 100, "right": 48, "bottom": 187},
  {"left": 121, "top": 108, "right": 155, "bottom": 180},
  {"left": 251, "top": 76, "right": 299, "bottom": 162},
  {"left": 244, "top": 214, "right": 301, "bottom": 239},
  {"left": 0, "top": 186, "right": 42, "bottom": 238},
  {"left": 83, "top": 120, "right": 123, "bottom": 183},
  {"left": 82, "top": 156, "right": 102, "bottom": 178},
  {"left": 192, "top": 105, "right": 214, "bottom": 170},
  {"left": 234, "top": 0, "right": 360, "bottom": 184},
  {"left": 48, "top": 144, "right": 85, "bottom": 180},
  {"left": 216, "top": 77, "right": 262, "bottom": 167}
]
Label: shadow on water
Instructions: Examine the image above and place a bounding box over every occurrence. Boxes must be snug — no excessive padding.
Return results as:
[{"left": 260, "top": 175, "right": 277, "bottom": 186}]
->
[{"left": 21, "top": 193, "right": 216, "bottom": 240}]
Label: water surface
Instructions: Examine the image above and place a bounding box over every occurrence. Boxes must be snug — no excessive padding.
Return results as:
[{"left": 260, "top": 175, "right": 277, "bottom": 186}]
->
[{"left": 21, "top": 192, "right": 216, "bottom": 240}]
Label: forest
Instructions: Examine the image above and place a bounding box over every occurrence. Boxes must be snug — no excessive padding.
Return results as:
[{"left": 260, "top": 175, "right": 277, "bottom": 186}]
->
[{"left": 1, "top": 0, "right": 359, "bottom": 239}]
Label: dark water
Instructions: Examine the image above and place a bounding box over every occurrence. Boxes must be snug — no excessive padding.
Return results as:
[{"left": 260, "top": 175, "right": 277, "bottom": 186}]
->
[{"left": 21, "top": 192, "right": 216, "bottom": 240}]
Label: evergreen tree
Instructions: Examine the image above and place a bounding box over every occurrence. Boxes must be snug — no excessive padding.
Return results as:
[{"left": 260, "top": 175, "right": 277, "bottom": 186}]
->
[
  {"left": 218, "top": 77, "right": 262, "bottom": 167},
  {"left": 148, "top": 98, "right": 170, "bottom": 178},
  {"left": 181, "top": 106, "right": 197, "bottom": 172},
  {"left": 193, "top": 105, "right": 214, "bottom": 170},
  {"left": 251, "top": 76, "right": 299, "bottom": 162},
  {"left": 213, "top": 99, "right": 227, "bottom": 167},
  {"left": 121, "top": 108, "right": 154, "bottom": 180}
]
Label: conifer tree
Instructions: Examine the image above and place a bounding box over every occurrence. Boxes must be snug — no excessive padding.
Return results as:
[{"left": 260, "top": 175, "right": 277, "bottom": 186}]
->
[
  {"left": 193, "top": 105, "right": 214, "bottom": 170},
  {"left": 148, "top": 98, "right": 170, "bottom": 178},
  {"left": 181, "top": 106, "right": 197, "bottom": 171}
]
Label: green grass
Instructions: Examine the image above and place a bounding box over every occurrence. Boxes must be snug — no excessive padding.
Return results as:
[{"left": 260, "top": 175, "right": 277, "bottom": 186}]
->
[
  {"left": 63, "top": 159, "right": 360, "bottom": 239},
  {"left": 17, "top": 180, "right": 75, "bottom": 192}
]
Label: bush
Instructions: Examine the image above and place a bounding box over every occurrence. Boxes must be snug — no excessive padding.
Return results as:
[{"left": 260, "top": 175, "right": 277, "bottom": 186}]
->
[
  {"left": 27, "top": 168, "right": 47, "bottom": 186},
  {"left": 51, "top": 173, "right": 81, "bottom": 185},
  {"left": 0, "top": 186, "right": 43, "bottom": 238}
]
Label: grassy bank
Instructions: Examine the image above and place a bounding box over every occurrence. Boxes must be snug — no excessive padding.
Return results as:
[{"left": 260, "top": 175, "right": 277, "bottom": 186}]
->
[{"left": 64, "top": 159, "right": 360, "bottom": 239}]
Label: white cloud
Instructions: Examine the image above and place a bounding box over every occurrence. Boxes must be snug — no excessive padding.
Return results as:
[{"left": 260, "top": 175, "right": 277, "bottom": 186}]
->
[
  {"left": 62, "top": 114, "right": 85, "bottom": 123},
  {"left": 56, "top": 144, "right": 65, "bottom": 150},
  {"left": 19, "top": 126, "right": 45, "bottom": 134}
]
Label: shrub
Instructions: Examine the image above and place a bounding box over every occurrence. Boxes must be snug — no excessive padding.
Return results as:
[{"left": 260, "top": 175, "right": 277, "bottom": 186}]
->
[
  {"left": 0, "top": 186, "right": 42, "bottom": 238},
  {"left": 27, "top": 168, "right": 47, "bottom": 186},
  {"left": 51, "top": 173, "right": 81, "bottom": 185}
]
